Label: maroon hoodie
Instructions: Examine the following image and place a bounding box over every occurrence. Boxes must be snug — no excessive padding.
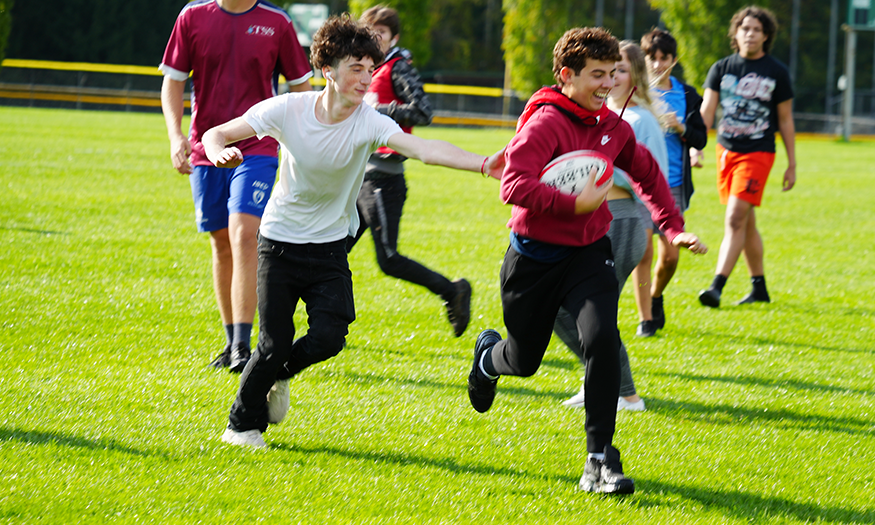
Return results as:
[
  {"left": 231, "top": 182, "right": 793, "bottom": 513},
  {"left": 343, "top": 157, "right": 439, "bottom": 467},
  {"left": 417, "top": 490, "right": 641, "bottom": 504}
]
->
[{"left": 502, "top": 86, "right": 684, "bottom": 247}]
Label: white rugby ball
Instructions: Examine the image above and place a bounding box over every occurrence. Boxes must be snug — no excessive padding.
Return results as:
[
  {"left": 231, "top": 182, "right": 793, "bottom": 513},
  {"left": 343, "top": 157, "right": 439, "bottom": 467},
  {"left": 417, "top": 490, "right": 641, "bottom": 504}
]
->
[{"left": 539, "top": 150, "right": 613, "bottom": 196}]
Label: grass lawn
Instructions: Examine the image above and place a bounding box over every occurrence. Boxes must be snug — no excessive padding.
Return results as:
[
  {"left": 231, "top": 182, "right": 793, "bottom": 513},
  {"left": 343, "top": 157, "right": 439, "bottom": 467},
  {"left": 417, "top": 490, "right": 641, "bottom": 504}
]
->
[{"left": 0, "top": 106, "right": 872, "bottom": 523}]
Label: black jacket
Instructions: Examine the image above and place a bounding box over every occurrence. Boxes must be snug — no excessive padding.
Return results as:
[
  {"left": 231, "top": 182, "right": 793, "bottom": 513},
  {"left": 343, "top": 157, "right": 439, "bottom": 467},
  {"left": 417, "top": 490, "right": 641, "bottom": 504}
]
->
[{"left": 677, "top": 82, "right": 707, "bottom": 210}]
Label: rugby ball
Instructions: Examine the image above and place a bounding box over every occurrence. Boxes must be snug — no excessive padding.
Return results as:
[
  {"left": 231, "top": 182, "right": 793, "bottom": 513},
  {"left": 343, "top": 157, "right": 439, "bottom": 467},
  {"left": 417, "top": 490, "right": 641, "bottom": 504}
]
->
[{"left": 539, "top": 150, "right": 613, "bottom": 196}]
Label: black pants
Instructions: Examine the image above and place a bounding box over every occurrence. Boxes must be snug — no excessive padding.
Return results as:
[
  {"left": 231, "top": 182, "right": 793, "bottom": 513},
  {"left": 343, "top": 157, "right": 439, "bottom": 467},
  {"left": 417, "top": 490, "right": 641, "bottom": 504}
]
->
[
  {"left": 347, "top": 174, "right": 454, "bottom": 300},
  {"left": 489, "top": 236, "right": 621, "bottom": 453},
  {"left": 228, "top": 235, "right": 355, "bottom": 433}
]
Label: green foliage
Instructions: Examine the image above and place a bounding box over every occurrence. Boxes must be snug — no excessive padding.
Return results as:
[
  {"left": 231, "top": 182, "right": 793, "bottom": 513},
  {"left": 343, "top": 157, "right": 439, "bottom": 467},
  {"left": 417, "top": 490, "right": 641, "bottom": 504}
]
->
[
  {"left": 1, "top": 107, "right": 875, "bottom": 523},
  {"left": 0, "top": 0, "right": 12, "bottom": 65}
]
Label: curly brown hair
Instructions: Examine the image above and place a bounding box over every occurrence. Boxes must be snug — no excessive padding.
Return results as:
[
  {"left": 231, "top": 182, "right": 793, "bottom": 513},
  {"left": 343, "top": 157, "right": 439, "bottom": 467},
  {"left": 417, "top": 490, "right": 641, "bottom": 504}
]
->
[
  {"left": 728, "top": 5, "right": 778, "bottom": 55},
  {"left": 310, "top": 14, "right": 384, "bottom": 70},
  {"left": 552, "top": 27, "right": 621, "bottom": 85}
]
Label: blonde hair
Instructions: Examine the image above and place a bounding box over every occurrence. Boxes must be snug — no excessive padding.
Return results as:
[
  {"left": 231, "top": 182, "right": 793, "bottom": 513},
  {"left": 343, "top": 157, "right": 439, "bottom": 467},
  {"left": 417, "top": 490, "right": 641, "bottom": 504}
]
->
[{"left": 618, "top": 41, "right": 665, "bottom": 129}]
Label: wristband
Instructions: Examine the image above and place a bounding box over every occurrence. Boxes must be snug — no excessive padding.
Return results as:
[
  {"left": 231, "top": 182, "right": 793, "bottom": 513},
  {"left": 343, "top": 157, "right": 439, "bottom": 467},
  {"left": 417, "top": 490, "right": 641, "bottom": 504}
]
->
[{"left": 480, "top": 156, "right": 489, "bottom": 177}]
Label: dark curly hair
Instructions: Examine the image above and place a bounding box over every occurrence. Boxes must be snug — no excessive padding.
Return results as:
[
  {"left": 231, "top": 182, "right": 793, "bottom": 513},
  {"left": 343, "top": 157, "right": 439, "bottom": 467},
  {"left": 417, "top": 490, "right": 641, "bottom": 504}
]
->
[
  {"left": 310, "top": 14, "right": 384, "bottom": 70},
  {"left": 728, "top": 5, "right": 778, "bottom": 55},
  {"left": 552, "top": 27, "right": 621, "bottom": 85},
  {"left": 640, "top": 28, "right": 677, "bottom": 60}
]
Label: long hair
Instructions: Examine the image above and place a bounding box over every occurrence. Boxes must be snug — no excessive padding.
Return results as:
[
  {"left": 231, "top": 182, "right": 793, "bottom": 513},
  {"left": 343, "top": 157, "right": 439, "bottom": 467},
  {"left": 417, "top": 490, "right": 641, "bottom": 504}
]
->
[
  {"left": 618, "top": 41, "right": 665, "bottom": 129},
  {"left": 728, "top": 5, "right": 778, "bottom": 55}
]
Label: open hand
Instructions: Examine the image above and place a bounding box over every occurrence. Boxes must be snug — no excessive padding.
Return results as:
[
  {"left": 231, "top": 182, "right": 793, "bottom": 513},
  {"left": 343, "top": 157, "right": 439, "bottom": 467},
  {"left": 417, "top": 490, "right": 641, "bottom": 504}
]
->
[{"left": 574, "top": 167, "right": 613, "bottom": 214}]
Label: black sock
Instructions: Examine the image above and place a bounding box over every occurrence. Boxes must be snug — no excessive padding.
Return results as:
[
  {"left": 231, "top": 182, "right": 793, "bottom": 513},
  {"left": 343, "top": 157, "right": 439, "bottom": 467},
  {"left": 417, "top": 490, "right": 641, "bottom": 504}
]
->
[
  {"left": 751, "top": 275, "right": 767, "bottom": 296},
  {"left": 711, "top": 275, "right": 728, "bottom": 292},
  {"left": 232, "top": 323, "right": 252, "bottom": 348},
  {"left": 224, "top": 324, "right": 234, "bottom": 346}
]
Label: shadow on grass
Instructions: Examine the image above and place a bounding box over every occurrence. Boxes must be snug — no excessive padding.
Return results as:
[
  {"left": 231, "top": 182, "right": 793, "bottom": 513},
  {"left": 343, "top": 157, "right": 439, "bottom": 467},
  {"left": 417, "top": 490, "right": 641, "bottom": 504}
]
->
[
  {"left": 322, "top": 370, "right": 572, "bottom": 402},
  {"left": 272, "top": 441, "right": 577, "bottom": 485},
  {"left": 695, "top": 328, "right": 872, "bottom": 355},
  {"left": 0, "top": 426, "right": 158, "bottom": 457},
  {"left": 647, "top": 397, "right": 873, "bottom": 436},
  {"left": 0, "top": 226, "right": 69, "bottom": 236},
  {"left": 654, "top": 371, "right": 873, "bottom": 396},
  {"left": 636, "top": 478, "right": 874, "bottom": 524}
]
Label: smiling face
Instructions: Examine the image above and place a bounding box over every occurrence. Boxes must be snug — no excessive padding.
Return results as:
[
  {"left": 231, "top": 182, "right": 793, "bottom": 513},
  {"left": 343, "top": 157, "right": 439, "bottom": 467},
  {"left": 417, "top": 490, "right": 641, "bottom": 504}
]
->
[
  {"left": 325, "top": 55, "right": 376, "bottom": 107},
  {"left": 560, "top": 59, "right": 615, "bottom": 112},
  {"left": 645, "top": 49, "right": 675, "bottom": 89},
  {"left": 735, "top": 16, "right": 767, "bottom": 59},
  {"left": 610, "top": 51, "right": 632, "bottom": 103}
]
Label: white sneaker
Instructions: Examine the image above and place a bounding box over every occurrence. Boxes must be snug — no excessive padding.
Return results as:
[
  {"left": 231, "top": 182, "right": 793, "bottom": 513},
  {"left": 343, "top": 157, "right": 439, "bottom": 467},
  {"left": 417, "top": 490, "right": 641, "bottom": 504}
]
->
[
  {"left": 266, "top": 379, "right": 291, "bottom": 424},
  {"left": 220, "top": 428, "right": 266, "bottom": 449},
  {"left": 617, "top": 397, "right": 646, "bottom": 412},
  {"left": 562, "top": 386, "right": 586, "bottom": 408}
]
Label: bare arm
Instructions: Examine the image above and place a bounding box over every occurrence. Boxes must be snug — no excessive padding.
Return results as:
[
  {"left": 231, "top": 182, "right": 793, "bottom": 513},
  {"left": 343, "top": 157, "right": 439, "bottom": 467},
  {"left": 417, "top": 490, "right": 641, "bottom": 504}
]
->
[
  {"left": 386, "top": 132, "right": 505, "bottom": 179},
  {"left": 201, "top": 117, "right": 258, "bottom": 169},
  {"left": 160, "top": 76, "right": 192, "bottom": 174},
  {"left": 700, "top": 88, "right": 719, "bottom": 132},
  {"left": 776, "top": 98, "right": 797, "bottom": 191}
]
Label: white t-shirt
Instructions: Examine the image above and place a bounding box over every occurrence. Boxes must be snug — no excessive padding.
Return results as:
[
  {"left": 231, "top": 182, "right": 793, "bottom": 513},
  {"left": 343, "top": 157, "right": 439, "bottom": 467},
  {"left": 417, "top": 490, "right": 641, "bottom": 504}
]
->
[{"left": 244, "top": 91, "right": 402, "bottom": 244}]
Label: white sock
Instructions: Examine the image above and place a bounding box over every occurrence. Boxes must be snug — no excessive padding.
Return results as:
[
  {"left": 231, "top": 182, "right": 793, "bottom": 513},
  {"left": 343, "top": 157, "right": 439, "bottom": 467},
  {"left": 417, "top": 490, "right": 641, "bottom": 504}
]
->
[
  {"left": 478, "top": 351, "right": 499, "bottom": 380},
  {"left": 588, "top": 452, "right": 605, "bottom": 461}
]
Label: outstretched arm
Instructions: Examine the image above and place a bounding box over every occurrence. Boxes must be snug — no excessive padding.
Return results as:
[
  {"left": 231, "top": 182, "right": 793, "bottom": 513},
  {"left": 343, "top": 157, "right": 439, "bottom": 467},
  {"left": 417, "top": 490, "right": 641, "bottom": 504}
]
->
[
  {"left": 386, "top": 132, "right": 505, "bottom": 179},
  {"left": 201, "top": 117, "right": 258, "bottom": 169},
  {"left": 776, "top": 98, "right": 796, "bottom": 191}
]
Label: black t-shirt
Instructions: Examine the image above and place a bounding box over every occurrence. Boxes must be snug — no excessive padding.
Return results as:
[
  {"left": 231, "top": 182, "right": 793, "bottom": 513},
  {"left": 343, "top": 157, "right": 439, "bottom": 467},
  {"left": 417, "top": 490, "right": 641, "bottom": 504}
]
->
[{"left": 704, "top": 53, "right": 793, "bottom": 153}]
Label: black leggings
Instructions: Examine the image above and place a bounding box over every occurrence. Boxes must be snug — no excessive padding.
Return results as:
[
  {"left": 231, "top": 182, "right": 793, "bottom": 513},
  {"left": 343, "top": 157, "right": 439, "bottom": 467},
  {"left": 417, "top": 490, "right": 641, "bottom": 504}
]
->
[{"left": 347, "top": 174, "right": 454, "bottom": 300}]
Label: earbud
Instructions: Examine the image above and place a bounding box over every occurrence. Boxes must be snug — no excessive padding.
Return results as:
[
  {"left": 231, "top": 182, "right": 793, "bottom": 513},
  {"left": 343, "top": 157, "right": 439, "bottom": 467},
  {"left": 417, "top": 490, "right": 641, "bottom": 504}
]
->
[{"left": 325, "top": 71, "right": 332, "bottom": 81}]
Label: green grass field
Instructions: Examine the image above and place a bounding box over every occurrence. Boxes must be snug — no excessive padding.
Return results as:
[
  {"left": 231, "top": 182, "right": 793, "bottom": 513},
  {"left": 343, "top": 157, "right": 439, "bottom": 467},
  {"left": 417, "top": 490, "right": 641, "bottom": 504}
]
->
[{"left": 0, "top": 106, "right": 873, "bottom": 524}]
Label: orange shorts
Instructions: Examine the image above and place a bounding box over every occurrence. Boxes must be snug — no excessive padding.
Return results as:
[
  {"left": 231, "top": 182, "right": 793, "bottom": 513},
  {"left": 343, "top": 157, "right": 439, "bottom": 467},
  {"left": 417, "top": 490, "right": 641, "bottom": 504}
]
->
[{"left": 716, "top": 144, "right": 775, "bottom": 207}]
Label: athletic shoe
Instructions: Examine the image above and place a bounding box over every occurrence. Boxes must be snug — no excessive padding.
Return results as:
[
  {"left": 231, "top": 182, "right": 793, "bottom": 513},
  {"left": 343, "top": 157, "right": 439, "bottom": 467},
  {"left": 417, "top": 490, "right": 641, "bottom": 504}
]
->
[
  {"left": 579, "top": 445, "right": 635, "bottom": 495},
  {"left": 651, "top": 295, "right": 665, "bottom": 330},
  {"left": 562, "top": 385, "right": 586, "bottom": 408},
  {"left": 736, "top": 290, "right": 770, "bottom": 305},
  {"left": 445, "top": 279, "right": 472, "bottom": 337},
  {"left": 698, "top": 287, "right": 721, "bottom": 308},
  {"left": 617, "top": 397, "right": 646, "bottom": 412},
  {"left": 266, "top": 379, "right": 291, "bottom": 425},
  {"left": 220, "top": 428, "right": 266, "bottom": 449},
  {"left": 467, "top": 329, "right": 501, "bottom": 413},
  {"left": 229, "top": 343, "right": 251, "bottom": 373},
  {"left": 636, "top": 320, "right": 656, "bottom": 338},
  {"left": 207, "top": 344, "right": 231, "bottom": 369}
]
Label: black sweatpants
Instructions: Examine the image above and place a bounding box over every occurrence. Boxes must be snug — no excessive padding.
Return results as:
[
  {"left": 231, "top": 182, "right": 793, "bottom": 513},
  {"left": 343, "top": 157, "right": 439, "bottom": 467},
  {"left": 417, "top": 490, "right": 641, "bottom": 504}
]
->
[
  {"left": 346, "top": 174, "right": 455, "bottom": 300},
  {"left": 488, "top": 235, "right": 621, "bottom": 453}
]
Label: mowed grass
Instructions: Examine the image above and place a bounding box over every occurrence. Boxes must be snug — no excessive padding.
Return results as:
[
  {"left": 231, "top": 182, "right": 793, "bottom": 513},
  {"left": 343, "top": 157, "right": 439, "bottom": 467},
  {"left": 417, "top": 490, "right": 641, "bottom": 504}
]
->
[{"left": 0, "top": 106, "right": 873, "bottom": 524}]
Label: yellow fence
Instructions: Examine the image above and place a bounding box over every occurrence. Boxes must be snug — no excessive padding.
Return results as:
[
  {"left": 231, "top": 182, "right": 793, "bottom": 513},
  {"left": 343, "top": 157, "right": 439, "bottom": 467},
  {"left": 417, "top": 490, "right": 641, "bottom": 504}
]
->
[{"left": 0, "top": 59, "right": 517, "bottom": 127}]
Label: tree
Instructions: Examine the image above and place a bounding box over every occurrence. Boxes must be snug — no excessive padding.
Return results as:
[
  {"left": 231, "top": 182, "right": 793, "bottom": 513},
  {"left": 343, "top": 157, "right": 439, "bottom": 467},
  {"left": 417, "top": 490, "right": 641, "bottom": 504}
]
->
[{"left": 0, "top": 0, "right": 12, "bottom": 66}]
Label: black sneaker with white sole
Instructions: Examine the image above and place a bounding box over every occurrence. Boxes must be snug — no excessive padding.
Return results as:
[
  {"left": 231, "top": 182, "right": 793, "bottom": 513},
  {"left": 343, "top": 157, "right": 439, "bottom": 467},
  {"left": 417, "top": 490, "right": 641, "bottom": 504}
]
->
[
  {"left": 579, "top": 445, "right": 635, "bottom": 495},
  {"left": 229, "top": 343, "right": 251, "bottom": 373},
  {"left": 445, "top": 279, "right": 472, "bottom": 337},
  {"left": 207, "top": 344, "right": 231, "bottom": 369},
  {"left": 467, "top": 329, "right": 501, "bottom": 413}
]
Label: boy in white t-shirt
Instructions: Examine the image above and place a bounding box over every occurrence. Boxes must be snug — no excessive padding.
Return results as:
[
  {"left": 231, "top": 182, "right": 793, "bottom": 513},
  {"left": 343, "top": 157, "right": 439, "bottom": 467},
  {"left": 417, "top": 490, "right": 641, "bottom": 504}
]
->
[{"left": 201, "top": 15, "right": 504, "bottom": 448}]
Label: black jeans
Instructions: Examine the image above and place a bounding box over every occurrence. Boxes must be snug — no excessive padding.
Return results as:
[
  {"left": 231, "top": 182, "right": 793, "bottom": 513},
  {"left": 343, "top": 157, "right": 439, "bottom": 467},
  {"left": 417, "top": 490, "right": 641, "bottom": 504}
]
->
[
  {"left": 347, "top": 174, "right": 454, "bottom": 300},
  {"left": 489, "top": 236, "right": 621, "bottom": 453},
  {"left": 228, "top": 235, "right": 355, "bottom": 433}
]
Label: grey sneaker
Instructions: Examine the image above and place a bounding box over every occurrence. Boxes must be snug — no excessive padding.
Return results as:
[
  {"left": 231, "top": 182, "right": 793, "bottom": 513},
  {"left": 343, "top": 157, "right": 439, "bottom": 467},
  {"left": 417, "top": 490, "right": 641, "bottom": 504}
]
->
[
  {"left": 266, "top": 379, "right": 291, "bottom": 424},
  {"left": 579, "top": 445, "right": 635, "bottom": 494},
  {"left": 220, "top": 428, "right": 266, "bottom": 449}
]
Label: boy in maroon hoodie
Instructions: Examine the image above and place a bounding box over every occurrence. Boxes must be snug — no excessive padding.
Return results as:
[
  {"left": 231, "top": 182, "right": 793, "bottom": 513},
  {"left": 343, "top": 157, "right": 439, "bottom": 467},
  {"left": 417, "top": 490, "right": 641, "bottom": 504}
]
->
[{"left": 466, "top": 27, "right": 707, "bottom": 495}]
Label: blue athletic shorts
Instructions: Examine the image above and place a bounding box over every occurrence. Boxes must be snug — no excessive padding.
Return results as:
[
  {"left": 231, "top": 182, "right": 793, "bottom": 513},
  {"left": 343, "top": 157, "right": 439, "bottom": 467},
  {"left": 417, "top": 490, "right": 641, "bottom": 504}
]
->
[{"left": 189, "top": 155, "right": 278, "bottom": 232}]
